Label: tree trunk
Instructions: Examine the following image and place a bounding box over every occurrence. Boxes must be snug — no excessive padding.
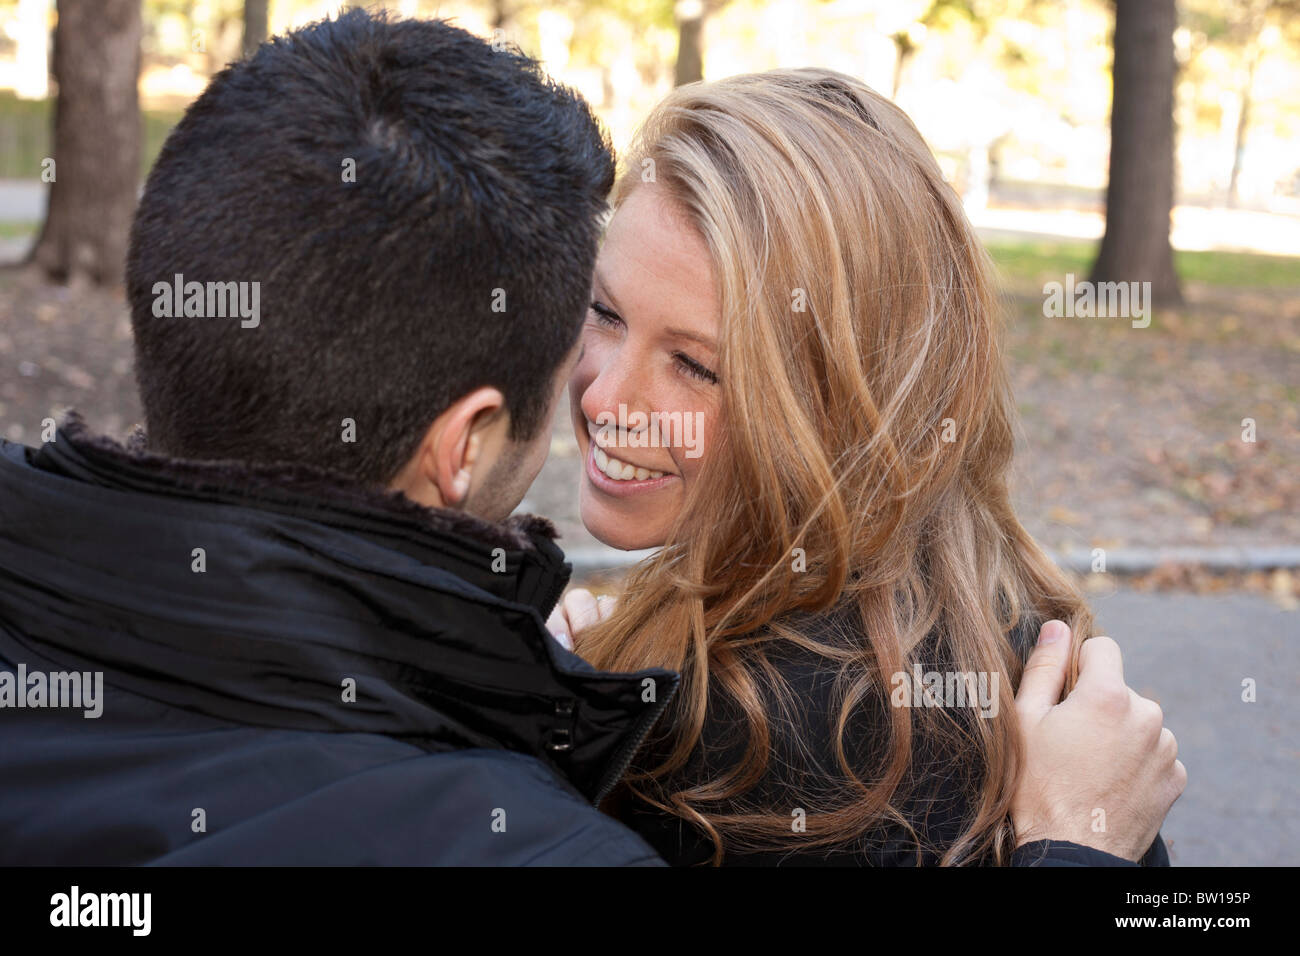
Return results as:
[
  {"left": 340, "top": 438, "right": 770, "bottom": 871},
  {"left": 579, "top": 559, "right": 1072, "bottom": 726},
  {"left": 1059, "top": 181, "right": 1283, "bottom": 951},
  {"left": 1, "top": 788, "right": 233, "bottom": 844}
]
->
[
  {"left": 1089, "top": 0, "right": 1182, "bottom": 305},
  {"left": 491, "top": 0, "right": 510, "bottom": 32},
  {"left": 30, "top": 0, "right": 141, "bottom": 286},
  {"left": 891, "top": 33, "right": 916, "bottom": 99},
  {"left": 674, "top": 10, "right": 705, "bottom": 86},
  {"left": 1227, "top": 47, "right": 1260, "bottom": 208},
  {"left": 242, "top": 0, "right": 269, "bottom": 59}
]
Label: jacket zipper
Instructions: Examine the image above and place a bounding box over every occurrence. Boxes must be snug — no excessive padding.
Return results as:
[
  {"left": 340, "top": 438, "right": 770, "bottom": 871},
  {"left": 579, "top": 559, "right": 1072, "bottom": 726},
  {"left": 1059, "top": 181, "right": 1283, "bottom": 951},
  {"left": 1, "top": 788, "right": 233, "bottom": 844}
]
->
[{"left": 592, "top": 672, "right": 680, "bottom": 806}]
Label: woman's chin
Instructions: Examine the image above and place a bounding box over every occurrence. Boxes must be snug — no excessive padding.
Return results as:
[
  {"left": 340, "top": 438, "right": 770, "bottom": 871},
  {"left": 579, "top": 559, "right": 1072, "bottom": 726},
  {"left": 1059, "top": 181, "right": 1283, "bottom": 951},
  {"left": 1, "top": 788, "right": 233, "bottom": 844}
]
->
[{"left": 581, "top": 504, "right": 665, "bottom": 552}]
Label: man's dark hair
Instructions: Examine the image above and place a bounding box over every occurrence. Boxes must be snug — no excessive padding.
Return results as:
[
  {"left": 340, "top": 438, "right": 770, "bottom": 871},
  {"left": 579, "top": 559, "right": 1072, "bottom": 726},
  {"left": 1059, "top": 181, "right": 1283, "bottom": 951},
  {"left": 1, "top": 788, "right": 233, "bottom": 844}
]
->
[{"left": 126, "top": 9, "right": 613, "bottom": 484}]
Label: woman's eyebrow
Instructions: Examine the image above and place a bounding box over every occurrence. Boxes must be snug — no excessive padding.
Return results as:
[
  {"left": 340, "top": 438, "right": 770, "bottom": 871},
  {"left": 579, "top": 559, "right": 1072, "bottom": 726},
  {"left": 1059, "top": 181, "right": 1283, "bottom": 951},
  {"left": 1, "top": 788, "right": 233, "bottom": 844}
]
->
[
  {"left": 595, "top": 266, "right": 716, "bottom": 350},
  {"left": 664, "top": 327, "right": 717, "bottom": 350}
]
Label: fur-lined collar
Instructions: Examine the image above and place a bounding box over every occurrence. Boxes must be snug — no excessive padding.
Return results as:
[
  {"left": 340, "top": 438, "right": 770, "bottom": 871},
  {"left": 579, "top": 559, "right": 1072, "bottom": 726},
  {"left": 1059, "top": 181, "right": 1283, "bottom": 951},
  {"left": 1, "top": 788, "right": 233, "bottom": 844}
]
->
[{"left": 51, "top": 412, "right": 558, "bottom": 553}]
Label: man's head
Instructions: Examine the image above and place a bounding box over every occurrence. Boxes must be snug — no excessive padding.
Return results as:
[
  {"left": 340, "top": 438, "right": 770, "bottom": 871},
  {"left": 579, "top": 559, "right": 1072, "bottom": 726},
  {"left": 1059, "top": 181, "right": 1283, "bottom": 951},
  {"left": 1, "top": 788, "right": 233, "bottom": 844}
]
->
[{"left": 126, "top": 10, "right": 613, "bottom": 521}]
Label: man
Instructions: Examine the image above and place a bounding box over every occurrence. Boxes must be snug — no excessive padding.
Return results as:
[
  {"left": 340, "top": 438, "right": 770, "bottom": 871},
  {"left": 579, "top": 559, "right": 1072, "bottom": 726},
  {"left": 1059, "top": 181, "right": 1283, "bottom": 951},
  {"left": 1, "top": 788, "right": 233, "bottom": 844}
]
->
[{"left": 0, "top": 10, "right": 1181, "bottom": 865}]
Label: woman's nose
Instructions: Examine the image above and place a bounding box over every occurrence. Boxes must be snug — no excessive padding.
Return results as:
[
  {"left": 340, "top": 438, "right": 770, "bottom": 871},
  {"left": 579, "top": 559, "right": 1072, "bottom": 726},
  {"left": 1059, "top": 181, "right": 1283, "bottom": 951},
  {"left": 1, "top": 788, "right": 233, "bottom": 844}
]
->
[{"left": 580, "top": 346, "right": 653, "bottom": 437}]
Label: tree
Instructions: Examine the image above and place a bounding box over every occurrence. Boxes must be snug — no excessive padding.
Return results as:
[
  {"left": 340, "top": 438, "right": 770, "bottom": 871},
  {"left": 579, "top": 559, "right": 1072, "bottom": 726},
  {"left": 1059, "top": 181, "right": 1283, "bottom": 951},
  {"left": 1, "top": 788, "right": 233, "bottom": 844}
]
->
[
  {"left": 30, "top": 0, "right": 142, "bottom": 286},
  {"left": 242, "top": 0, "right": 268, "bottom": 59},
  {"left": 572, "top": 0, "right": 706, "bottom": 89},
  {"left": 672, "top": 0, "right": 731, "bottom": 86},
  {"left": 490, "top": 0, "right": 512, "bottom": 31},
  {"left": 1182, "top": 0, "right": 1300, "bottom": 207},
  {"left": 673, "top": 0, "right": 704, "bottom": 86},
  {"left": 1090, "top": 0, "right": 1182, "bottom": 305},
  {"left": 889, "top": 0, "right": 984, "bottom": 98}
]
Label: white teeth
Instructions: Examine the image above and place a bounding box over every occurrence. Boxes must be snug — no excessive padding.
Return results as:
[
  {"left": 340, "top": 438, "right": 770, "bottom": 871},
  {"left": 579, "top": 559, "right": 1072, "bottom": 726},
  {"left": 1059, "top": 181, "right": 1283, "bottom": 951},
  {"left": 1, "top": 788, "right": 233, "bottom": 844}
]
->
[{"left": 593, "top": 445, "right": 668, "bottom": 482}]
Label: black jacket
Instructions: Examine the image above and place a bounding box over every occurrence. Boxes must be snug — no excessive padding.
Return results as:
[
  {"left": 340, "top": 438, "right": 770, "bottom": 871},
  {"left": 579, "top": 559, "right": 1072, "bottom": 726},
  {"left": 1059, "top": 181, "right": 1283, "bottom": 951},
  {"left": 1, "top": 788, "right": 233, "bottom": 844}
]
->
[
  {"left": 0, "top": 420, "right": 1165, "bottom": 868},
  {"left": 0, "top": 419, "right": 677, "bottom": 865},
  {"left": 618, "top": 610, "right": 1171, "bottom": 867}
]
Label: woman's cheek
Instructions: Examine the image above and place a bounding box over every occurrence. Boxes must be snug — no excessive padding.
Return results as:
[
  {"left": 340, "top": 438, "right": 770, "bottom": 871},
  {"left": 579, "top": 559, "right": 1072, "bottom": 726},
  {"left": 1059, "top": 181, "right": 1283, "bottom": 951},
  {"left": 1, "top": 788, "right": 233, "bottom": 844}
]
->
[
  {"left": 568, "top": 349, "right": 601, "bottom": 412},
  {"left": 675, "top": 406, "right": 714, "bottom": 486}
]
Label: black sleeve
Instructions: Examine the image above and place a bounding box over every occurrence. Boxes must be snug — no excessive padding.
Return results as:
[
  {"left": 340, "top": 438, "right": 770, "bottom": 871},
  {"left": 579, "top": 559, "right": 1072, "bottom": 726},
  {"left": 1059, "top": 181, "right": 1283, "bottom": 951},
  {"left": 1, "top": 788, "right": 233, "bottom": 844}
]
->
[{"left": 1012, "top": 832, "right": 1170, "bottom": 867}]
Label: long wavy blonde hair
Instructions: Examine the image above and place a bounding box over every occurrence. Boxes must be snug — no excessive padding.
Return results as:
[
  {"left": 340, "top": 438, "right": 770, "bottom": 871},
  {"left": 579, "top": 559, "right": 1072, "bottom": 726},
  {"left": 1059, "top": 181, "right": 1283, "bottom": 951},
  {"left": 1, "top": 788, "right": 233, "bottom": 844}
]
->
[{"left": 575, "top": 68, "right": 1093, "bottom": 865}]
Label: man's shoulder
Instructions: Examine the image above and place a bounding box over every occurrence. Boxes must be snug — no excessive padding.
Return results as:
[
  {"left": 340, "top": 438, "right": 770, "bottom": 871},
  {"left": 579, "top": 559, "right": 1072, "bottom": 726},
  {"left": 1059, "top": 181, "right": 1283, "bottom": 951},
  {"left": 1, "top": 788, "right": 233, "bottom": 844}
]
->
[{"left": 153, "top": 746, "right": 665, "bottom": 867}]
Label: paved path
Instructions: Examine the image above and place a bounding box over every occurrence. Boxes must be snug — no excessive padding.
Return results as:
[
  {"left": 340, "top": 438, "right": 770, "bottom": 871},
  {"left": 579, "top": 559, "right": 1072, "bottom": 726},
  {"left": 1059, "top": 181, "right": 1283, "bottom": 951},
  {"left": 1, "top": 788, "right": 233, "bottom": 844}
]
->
[
  {"left": 1088, "top": 589, "right": 1298, "bottom": 866},
  {"left": 0, "top": 179, "right": 45, "bottom": 221}
]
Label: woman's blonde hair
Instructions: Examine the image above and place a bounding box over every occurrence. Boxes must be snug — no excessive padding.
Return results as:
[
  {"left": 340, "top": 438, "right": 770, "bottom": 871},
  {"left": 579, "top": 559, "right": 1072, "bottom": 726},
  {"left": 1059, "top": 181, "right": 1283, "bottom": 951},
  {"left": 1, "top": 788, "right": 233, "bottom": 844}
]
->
[{"left": 576, "top": 68, "right": 1093, "bottom": 865}]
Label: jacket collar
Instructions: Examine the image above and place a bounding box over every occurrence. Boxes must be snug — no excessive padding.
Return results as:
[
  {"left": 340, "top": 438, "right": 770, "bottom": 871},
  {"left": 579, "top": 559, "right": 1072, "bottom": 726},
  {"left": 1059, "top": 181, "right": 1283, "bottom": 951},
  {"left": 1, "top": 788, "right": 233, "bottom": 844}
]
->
[
  {"left": 0, "top": 415, "right": 677, "bottom": 804},
  {"left": 39, "top": 414, "right": 569, "bottom": 609}
]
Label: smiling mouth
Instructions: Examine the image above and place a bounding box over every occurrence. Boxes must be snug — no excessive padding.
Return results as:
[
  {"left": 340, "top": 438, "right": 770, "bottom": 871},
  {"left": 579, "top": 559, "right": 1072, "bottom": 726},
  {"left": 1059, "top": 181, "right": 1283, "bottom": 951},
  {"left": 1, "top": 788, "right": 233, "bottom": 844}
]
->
[{"left": 592, "top": 445, "right": 667, "bottom": 481}]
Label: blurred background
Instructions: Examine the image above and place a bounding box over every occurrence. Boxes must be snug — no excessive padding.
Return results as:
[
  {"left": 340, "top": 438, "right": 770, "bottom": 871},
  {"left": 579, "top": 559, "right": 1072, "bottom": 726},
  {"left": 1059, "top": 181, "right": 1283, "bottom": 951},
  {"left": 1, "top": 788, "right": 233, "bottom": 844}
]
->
[{"left": 0, "top": 0, "right": 1295, "bottom": 864}]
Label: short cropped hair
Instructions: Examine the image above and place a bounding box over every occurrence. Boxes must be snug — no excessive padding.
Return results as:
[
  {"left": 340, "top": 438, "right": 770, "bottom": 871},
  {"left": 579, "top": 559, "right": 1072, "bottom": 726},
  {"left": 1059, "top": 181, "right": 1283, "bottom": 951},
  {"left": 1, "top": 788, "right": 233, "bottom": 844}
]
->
[{"left": 127, "top": 9, "right": 613, "bottom": 482}]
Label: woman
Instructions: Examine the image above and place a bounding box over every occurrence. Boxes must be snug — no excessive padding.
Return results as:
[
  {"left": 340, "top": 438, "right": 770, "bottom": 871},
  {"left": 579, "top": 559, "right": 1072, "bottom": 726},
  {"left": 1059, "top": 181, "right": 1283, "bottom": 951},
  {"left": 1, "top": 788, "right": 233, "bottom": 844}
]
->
[{"left": 552, "top": 68, "right": 1153, "bottom": 866}]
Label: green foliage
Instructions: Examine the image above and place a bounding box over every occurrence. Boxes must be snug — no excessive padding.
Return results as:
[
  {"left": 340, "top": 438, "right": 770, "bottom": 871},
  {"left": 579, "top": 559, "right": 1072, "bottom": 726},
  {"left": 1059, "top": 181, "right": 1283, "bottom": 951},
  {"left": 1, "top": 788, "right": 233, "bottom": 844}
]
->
[
  {"left": 580, "top": 0, "right": 678, "bottom": 31},
  {"left": 0, "top": 90, "right": 180, "bottom": 180},
  {"left": 988, "top": 236, "right": 1300, "bottom": 288}
]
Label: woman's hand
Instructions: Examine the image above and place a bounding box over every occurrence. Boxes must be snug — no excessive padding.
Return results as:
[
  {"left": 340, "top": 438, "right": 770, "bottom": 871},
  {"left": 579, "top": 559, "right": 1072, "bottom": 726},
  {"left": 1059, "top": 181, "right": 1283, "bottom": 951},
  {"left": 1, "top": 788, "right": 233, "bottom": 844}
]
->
[{"left": 545, "top": 588, "right": 617, "bottom": 651}]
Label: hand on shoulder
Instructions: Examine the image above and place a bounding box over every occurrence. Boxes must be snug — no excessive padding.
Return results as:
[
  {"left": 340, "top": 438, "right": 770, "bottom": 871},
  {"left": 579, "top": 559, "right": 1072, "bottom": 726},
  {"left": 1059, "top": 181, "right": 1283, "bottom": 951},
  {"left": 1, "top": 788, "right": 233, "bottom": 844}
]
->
[{"left": 1013, "top": 621, "right": 1186, "bottom": 861}]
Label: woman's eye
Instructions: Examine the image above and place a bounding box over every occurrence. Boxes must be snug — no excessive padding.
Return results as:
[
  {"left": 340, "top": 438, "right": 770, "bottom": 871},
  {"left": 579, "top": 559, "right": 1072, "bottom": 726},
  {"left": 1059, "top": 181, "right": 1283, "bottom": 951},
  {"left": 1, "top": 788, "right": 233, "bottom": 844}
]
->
[
  {"left": 588, "top": 301, "right": 622, "bottom": 328},
  {"left": 587, "top": 299, "right": 717, "bottom": 384},
  {"left": 675, "top": 352, "right": 718, "bottom": 385}
]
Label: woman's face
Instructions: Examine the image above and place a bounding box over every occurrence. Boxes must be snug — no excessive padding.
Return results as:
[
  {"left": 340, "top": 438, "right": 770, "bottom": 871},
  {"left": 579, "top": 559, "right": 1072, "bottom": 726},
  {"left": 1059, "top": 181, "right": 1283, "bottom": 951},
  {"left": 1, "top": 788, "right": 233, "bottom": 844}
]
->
[{"left": 569, "top": 183, "right": 722, "bottom": 551}]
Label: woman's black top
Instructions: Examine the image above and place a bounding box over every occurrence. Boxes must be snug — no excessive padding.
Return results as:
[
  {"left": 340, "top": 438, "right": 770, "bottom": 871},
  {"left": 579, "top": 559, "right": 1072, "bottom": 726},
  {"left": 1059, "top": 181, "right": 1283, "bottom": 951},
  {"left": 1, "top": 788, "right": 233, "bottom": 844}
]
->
[{"left": 617, "top": 610, "right": 1170, "bottom": 867}]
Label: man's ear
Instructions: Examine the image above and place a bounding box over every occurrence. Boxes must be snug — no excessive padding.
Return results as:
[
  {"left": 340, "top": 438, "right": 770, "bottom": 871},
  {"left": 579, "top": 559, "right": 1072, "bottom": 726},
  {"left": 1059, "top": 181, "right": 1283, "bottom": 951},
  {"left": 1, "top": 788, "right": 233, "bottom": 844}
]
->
[{"left": 390, "top": 387, "right": 507, "bottom": 509}]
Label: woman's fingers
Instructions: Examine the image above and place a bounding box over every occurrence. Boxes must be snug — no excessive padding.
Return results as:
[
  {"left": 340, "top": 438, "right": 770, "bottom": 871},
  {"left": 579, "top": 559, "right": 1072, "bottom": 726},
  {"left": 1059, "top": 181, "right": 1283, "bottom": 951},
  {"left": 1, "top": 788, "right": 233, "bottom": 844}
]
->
[
  {"left": 563, "top": 589, "right": 602, "bottom": 634},
  {"left": 546, "top": 590, "right": 617, "bottom": 650},
  {"left": 544, "top": 604, "right": 572, "bottom": 650}
]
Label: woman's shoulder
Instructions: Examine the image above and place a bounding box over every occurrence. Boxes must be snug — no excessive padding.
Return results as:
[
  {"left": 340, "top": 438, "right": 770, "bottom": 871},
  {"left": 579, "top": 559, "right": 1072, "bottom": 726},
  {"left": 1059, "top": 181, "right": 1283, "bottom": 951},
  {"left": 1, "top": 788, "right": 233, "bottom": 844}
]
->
[
  {"left": 623, "top": 602, "right": 1018, "bottom": 866},
  {"left": 709, "top": 610, "right": 971, "bottom": 863}
]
